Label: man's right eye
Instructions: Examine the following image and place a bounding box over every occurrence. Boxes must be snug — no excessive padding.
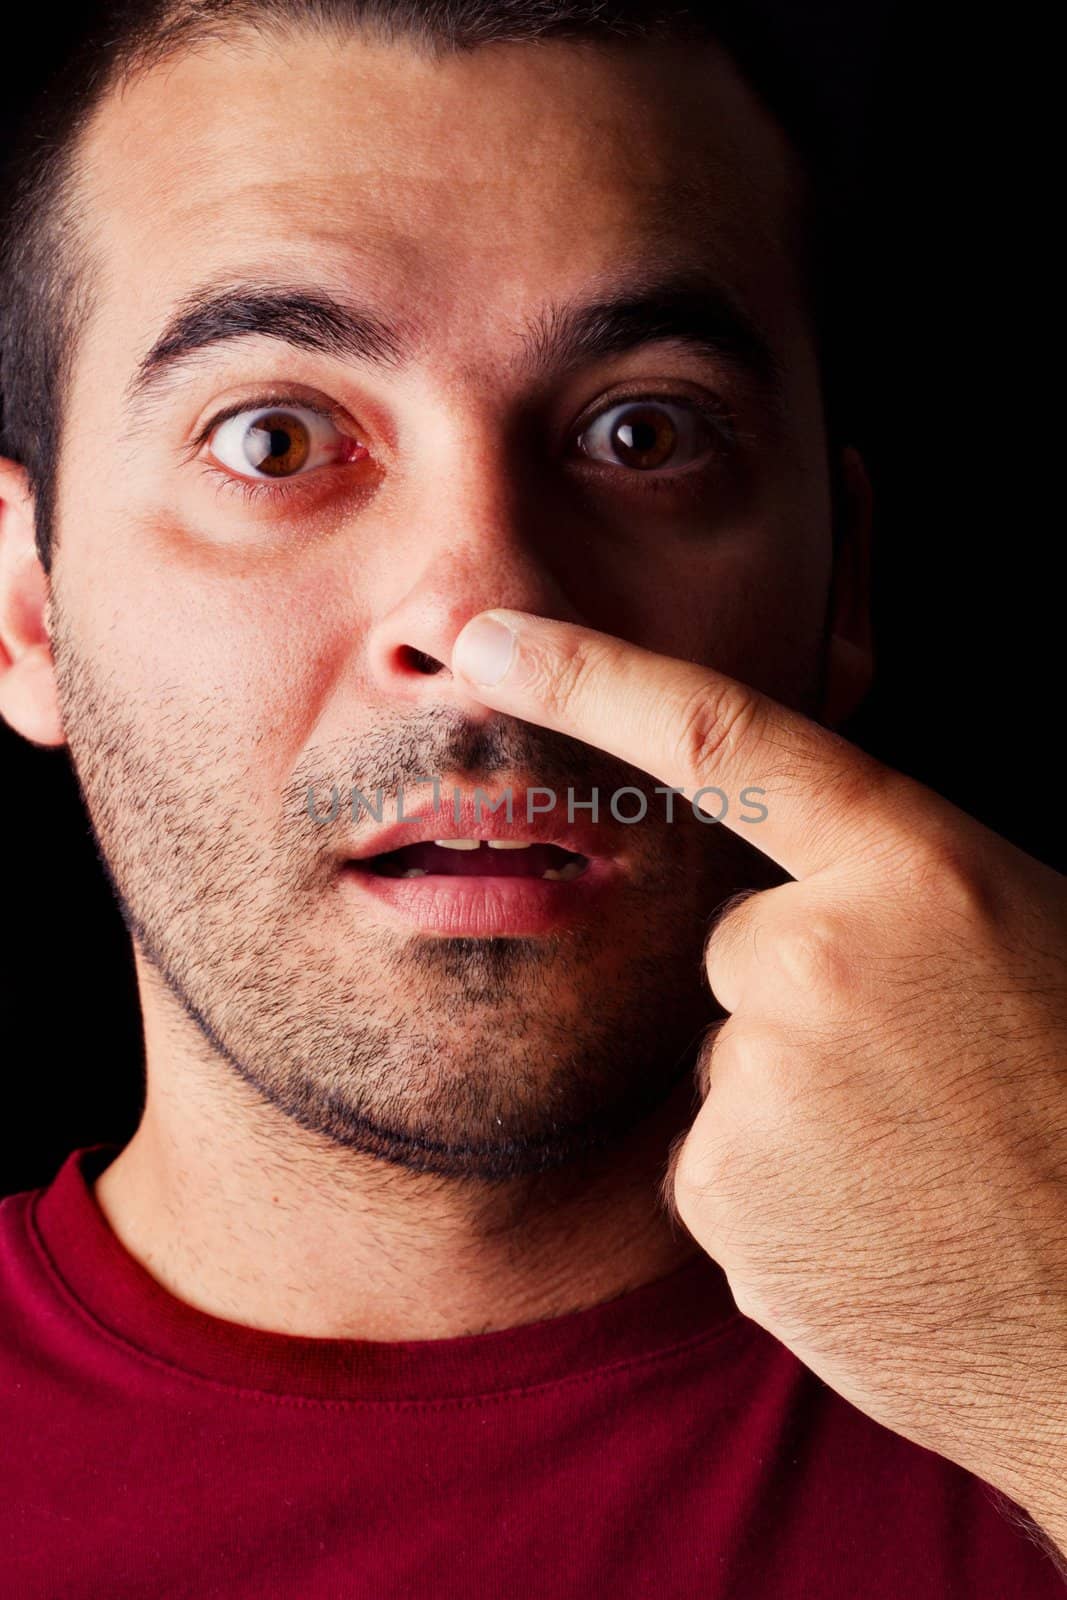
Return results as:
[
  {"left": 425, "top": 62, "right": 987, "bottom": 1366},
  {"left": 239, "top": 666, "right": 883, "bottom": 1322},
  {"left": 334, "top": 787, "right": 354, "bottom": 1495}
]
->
[{"left": 207, "top": 402, "right": 368, "bottom": 485}]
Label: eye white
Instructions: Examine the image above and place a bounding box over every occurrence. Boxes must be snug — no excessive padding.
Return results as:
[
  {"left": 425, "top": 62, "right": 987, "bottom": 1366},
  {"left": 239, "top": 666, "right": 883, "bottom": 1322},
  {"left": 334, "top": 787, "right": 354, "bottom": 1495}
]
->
[
  {"left": 210, "top": 405, "right": 341, "bottom": 479},
  {"left": 578, "top": 398, "right": 719, "bottom": 471}
]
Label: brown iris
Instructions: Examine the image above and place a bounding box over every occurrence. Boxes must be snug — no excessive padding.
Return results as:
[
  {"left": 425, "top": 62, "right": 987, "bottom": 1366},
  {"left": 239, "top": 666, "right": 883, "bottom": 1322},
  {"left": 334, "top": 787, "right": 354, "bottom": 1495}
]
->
[
  {"left": 608, "top": 403, "right": 679, "bottom": 470},
  {"left": 243, "top": 411, "right": 312, "bottom": 477}
]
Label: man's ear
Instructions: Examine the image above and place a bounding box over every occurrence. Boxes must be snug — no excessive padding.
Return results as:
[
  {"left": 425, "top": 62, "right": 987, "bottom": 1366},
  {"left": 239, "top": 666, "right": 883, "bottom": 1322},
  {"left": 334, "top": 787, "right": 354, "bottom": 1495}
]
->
[
  {"left": 820, "top": 444, "right": 875, "bottom": 729},
  {"left": 0, "top": 457, "right": 65, "bottom": 747}
]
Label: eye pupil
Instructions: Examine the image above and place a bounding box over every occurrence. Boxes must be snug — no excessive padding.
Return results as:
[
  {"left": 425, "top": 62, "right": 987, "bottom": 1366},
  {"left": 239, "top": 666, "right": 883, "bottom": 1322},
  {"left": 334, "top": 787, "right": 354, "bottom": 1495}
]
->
[
  {"left": 611, "top": 404, "right": 677, "bottom": 470},
  {"left": 244, "top": 411, "right": 311, "bottom": 476}
]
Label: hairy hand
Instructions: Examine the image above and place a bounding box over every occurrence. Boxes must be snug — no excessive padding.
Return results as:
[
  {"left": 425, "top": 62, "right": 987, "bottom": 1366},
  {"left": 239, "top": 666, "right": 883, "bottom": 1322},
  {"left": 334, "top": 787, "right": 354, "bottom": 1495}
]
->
[{"left": 451, "top": 608, "right": 1067, "bottom": 1542}]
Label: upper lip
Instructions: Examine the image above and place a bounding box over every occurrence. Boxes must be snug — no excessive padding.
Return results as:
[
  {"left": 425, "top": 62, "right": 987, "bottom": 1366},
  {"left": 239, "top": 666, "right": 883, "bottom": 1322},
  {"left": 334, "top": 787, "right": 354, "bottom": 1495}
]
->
[{"left": 342, "top": 787, "right": 627, "bottom": 864}]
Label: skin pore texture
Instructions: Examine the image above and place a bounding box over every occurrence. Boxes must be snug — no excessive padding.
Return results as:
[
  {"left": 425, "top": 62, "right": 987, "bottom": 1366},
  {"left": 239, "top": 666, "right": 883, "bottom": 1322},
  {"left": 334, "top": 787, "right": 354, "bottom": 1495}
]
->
[{"left": 0, "top": 24, "right": 873, "bottom": 1339}]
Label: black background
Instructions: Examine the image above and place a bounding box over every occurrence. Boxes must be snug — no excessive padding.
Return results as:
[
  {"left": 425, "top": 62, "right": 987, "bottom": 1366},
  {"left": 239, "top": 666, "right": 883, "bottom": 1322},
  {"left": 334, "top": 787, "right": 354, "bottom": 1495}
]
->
[{"left": 2, "top": 4, "right": 1059, "bottom": 1197}]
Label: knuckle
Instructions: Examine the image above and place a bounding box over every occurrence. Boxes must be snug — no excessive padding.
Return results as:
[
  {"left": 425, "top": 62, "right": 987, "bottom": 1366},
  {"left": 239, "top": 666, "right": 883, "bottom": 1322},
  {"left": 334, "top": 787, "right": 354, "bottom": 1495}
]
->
[
  {"left": 906, "top": 834, "right": 998, "bottom": 927},
  {"left": 721, "top": 1019, "right": 790, "bottom": 1098},
  {"left": 700, "top": 1018, "right": 791, "bottom": 1117},
  {"left": 673, "top": 678, "right": 759, "bottom": 786},
  {"left": 672, "top": 1124, "right": 731, "bottom": 1211},
  {"left": 770, "top": 913, "right": 855, "bottom": 997}
]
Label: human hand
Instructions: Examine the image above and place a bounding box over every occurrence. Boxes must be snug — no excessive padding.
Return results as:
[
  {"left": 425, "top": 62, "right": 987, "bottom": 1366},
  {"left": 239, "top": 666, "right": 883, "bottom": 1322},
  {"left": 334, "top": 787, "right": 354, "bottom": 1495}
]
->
[{"left": 450, "top": 607, "right": 1067, "bottom": 1555}]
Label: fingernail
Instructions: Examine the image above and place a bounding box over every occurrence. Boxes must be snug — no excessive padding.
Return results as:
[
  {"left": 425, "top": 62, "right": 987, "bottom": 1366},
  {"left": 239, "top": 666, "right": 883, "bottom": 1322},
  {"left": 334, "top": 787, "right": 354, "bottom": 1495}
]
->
[{"left": 453, "top": 613, "right": 518, "bottom": 686}]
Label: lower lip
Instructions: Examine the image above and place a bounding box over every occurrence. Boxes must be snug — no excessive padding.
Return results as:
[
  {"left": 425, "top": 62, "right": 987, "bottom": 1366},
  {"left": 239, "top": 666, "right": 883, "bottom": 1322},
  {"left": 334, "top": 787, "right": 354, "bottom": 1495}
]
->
[{"left": 338, "top": 857, "right": 624, "bottom": 935}]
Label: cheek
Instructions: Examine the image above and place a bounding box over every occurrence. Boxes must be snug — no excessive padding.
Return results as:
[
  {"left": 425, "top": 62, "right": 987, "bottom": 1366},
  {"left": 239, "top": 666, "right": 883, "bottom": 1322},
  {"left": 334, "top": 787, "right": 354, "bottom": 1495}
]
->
[
  {"left": 622, "top": 521, "right": 831, "bottom": 707},
  {"left": 79, "top": 509, "right": 375, "bottom": 780}
]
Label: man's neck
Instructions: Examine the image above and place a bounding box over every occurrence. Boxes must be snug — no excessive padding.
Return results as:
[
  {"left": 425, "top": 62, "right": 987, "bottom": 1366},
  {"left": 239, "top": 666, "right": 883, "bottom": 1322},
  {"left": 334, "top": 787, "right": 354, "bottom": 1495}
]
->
[{"left": 92, "top": 1071, "right": 705, "bottom": 1341}]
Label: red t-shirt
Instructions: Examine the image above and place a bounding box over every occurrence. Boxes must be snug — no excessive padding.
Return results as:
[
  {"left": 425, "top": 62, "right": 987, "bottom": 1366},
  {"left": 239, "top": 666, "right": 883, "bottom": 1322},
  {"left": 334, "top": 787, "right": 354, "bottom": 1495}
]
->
[{"left": 2, "top": 1143, "right": 1063, "bottom": 1598}]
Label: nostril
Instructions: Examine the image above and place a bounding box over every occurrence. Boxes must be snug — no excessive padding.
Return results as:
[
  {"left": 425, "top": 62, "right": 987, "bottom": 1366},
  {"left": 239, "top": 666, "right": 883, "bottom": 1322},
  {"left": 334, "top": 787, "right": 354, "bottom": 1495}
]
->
[{"left": 399, "top": 646, "right": 447, "bottom": 676}]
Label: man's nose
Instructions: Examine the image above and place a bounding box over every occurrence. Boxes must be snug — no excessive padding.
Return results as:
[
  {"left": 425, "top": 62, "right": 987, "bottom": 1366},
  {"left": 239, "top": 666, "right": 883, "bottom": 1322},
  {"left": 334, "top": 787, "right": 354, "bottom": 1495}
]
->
[{"left": 362, "top": 470, "right": 587, "bottom": 719}]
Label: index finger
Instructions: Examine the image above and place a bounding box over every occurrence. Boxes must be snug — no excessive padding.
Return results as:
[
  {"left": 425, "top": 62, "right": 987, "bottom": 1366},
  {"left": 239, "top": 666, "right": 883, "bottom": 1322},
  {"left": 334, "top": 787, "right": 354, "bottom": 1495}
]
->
[{"left": 449, "top": 607, "right": 919, "bottom": 882}]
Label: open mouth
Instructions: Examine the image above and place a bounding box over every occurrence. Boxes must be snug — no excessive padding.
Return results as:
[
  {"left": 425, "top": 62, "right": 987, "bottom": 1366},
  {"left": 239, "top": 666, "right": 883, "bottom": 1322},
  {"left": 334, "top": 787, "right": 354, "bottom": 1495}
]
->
[{"left": 356, "top": 840, "right": 591, "bottom": 881}]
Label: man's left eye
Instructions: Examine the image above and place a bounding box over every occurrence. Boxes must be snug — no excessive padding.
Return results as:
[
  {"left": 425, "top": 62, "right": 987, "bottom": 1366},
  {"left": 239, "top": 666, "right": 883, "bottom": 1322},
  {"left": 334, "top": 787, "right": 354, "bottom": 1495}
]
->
[
  {"left": 208, "top": 404, "right": 359, "bottom": 480},
  {"left": 576, "top": 397, "right": 728, "bottom": 473}
]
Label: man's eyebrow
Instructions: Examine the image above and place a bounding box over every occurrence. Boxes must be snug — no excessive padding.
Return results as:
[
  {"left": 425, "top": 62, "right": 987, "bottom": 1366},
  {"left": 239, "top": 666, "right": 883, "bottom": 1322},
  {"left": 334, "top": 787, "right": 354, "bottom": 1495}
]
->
[
  {"left": 521, "top": 270, "right": 786, "bottom": 405},
  {"left": 123, "top": 268, "right": 786, "bottom": 421}
]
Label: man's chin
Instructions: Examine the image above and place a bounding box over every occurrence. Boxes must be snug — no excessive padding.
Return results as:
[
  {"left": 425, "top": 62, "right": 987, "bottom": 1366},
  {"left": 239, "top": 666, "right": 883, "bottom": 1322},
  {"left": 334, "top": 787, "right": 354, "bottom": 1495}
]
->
[{"left": 293, "top": 1047, "right": 701, "bottom": 1183}]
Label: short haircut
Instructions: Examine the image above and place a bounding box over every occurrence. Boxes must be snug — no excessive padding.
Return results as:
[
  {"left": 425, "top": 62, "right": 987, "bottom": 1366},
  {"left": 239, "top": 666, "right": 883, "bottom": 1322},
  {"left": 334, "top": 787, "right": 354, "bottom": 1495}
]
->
[{"left": 0, "top": 0, "right": 859, "bottom": 578}]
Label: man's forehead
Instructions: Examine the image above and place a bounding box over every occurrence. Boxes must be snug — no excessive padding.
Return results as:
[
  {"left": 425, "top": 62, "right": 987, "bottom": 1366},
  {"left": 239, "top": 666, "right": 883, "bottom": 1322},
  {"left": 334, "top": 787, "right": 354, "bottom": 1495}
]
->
[
  {"left": 73, "top": 24, "right": 801, "bottom": 397},
  {"left": 79, "top": 25, "right": 797, "bottom": 270}
]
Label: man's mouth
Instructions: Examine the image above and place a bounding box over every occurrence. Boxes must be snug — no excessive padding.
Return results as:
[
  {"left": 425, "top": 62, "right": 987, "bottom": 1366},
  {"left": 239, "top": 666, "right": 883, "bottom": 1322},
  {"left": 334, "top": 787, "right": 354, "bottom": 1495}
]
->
[{"left": 358, "top": 840, "right": 590, "bottom": 881}]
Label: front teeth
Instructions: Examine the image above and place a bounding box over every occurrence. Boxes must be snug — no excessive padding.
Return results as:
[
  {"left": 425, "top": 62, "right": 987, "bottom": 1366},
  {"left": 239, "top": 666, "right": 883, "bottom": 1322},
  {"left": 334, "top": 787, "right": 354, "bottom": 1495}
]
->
[
  {"left": 433, "top": 839, "right": 536, "bottom": 850},
  {"left": 401, "top": 866, "right": 429, "bottom": 877}
]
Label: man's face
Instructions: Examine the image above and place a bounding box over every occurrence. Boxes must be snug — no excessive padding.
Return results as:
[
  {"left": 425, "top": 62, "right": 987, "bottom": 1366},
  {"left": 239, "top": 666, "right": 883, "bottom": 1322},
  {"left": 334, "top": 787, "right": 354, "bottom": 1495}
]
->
[{"left": 46, "top": 27, "right": 839, "bottom": 1178}]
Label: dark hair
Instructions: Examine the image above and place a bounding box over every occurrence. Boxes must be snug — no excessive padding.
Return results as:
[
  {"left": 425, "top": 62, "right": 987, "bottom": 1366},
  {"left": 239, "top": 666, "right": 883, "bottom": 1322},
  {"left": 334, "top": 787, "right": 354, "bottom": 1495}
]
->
[{"left": 0, "top": 0, "right": 859, "bottom": 578}]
